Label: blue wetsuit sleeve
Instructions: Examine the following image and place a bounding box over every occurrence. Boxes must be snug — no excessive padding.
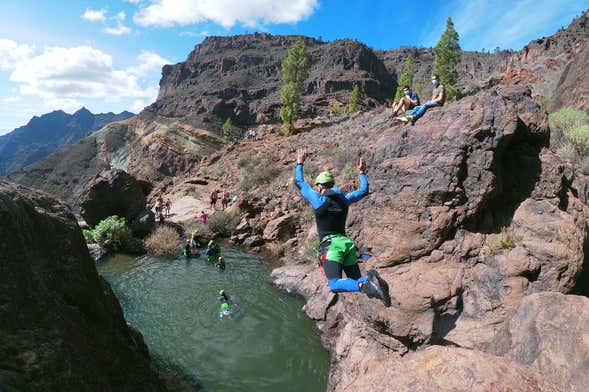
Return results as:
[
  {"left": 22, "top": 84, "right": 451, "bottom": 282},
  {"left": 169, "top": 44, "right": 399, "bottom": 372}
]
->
[
  {"left": 344, "top": 173, "right": 369, "bottom": 204},
  {"left": 295, "top": 163, "right": 323, "bottom": 209}
]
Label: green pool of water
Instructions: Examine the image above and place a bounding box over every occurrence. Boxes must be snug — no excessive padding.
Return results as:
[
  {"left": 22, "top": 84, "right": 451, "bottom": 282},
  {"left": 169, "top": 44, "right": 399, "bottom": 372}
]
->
[{"left": 97, "top": 249, "right": 329, "bottom": 392}]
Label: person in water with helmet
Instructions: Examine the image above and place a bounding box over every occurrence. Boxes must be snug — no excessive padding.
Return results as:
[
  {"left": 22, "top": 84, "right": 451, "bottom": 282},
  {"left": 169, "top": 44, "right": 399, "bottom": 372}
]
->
[
  {"left": 294, "top": 149, "right": 391, "bottom": 306},
  {"left": 204, "top": 240, "right": 221, "bottom": 263},
  {"left": 215, "top": 256, "right": 226, "bottom": 270},
  {"left": 183, "top": 240, "right": 192, "bottom": 258}
]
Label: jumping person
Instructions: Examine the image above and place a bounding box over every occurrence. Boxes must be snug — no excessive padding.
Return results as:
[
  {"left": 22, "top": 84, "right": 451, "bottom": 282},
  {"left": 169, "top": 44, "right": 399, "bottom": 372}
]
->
[{"left": 294, "top": 149, "right": 391, "bottom": 306}]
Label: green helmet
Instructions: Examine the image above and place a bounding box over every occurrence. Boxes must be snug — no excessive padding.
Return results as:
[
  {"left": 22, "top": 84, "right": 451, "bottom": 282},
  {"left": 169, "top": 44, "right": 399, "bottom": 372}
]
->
[
  {"left": 208, "top": 240, "right": 214, "bottom": 247},
  {"left": 315, "top": 171, "right": 335, "bottom": 185},
  {"left": 219, "top": 290, "right": 225, "bottom": 295}
]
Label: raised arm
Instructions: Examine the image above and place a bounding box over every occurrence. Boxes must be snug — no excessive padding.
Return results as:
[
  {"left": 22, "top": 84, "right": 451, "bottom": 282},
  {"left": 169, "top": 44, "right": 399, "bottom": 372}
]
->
[
  {"left": 345, "top": 157, "right": 369, "bottom": 204},
  {"left": 295, "top": 149, "right": 323, "bottom": 209}
]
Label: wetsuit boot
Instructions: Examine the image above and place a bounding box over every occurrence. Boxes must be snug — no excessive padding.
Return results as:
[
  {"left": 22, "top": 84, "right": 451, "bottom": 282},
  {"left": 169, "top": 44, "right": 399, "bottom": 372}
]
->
[{"left": 360, "top": 269, "right": 391, "bottom": 307}]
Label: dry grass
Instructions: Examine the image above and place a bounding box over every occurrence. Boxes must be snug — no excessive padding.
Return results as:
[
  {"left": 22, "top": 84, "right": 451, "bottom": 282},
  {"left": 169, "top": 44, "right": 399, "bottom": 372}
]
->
[{"left": 144, "top": 226, "right": 181, "bottom": 257}]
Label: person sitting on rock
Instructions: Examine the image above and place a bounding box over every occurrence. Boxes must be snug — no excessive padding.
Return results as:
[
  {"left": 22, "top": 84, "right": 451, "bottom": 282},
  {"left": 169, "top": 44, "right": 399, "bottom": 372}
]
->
[
  {"left": 397, "top": 74, "right": 445, "bottom": 125},
  {"left": 392, "top": 85, "right": 420, "bottom": 117},
  {"left": 204, "top": 240, "right": 221, "bottom": 263},
  {"left": 294, "top": 149, "right": 391, "bottom": 307}
]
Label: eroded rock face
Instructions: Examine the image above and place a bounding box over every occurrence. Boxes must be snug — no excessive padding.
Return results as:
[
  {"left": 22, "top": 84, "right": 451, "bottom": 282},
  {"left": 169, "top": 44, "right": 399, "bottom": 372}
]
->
[
  {"left": 347, "top": 346, "right": 560, "bottom": 392},
  {"left": 491, "top": 292, "right": 589, "bottom": 392},
  {"left": 80, "top": 169, "right": 151, "bottom": 227},
  {"left": 0, "top": 180, "right": 171, "bottom": 391},
  {"left": 267, "top": 83, "right": 589, "bottom": 390},
  {"left": 149, "top": 34, "right": 395, "bottom": 126},
  {"left": 548, "top": 40, "right": 589, "bottom": 113}
]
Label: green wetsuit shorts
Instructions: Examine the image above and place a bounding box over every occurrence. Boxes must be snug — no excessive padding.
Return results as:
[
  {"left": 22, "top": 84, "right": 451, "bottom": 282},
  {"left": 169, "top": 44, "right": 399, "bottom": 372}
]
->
[{"left": 321, "top": 234, "right": 357, "bottom": 266}]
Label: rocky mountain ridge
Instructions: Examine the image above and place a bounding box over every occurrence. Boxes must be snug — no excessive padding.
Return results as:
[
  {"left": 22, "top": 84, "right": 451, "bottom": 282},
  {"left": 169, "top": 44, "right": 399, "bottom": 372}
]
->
[{"left": 0, "top": 107, "right": 133, "bottom": 176}]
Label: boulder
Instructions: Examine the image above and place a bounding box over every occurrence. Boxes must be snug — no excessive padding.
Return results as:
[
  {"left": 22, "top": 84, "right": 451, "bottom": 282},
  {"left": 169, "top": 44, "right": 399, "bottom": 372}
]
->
[
  {"left": 263, "top": 214, "right": 295, "bottom": 241},
  {"left": 344, "top": 346, "right": 559, "bottom": 392},
  {"left": 130, "top": 208, "right": 156, "bottom": 237},
  {"left": 0, "top": 180, "right": 171, "bottom": 391},
  {"left": 491, "top": 292, "right": 589, "bottom": 391},
  {"left": 87, "top": 243, "right": 108, "bottom": 261},
  {"left": 243, "top": 234, "right": 264, "bottom": 248},
  {"left": 80, "top": 169, "right": 151, "bottom": 227}
]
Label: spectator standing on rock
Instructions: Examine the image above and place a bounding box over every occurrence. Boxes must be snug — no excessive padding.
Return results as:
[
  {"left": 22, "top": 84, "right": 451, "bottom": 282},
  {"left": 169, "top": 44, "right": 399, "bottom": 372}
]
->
[
  {"left": 210, "top": 190, "right": 219, "bottom": 209},
  {"left": 396, "top": 74, "right": 445, "bottom": 125},
  {"left": 221, "top": 190, "right": 230, "bottom": 210},
  {"left": 294, "top": 149, "right": 391, "bottom": 306},
  {"left": 199, "top": 210, "right": 208, "bottom": 225},
  {"left": 165, "top": 198, "right": 172, "bottom": 217},
  {"left": 154, "top": 199, "right": 162, "bottom": 219}
]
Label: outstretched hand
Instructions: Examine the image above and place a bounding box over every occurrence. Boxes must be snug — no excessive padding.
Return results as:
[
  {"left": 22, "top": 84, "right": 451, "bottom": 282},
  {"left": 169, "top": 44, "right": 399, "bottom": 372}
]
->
[
  {"left": 357, "top": 157, "right": 366, "bottom": 173},
  {"left": 297, "top": 149, "right": 308, "bottom": 164}
]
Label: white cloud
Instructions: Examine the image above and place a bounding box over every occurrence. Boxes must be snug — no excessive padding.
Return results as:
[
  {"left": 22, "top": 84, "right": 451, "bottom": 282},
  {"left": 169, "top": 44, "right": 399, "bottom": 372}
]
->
[
  {"left": 81, "top": 8, "right": 107, "bottom": 23},
  {"left": 2, "top": 96, "right": 21, "bottom": 103},
  {"left": 8, "top": 45, "right": 166, "bottom": 109},
  {"left": 0, "top": 39, "right": 35, "bottom": 70},
  {"left": 126, "top": 0, "right": 141, "bottom": 4},
  {"left": 134, "top": 0, "right": 318, "bottom": 28},
  {"left": 180, "top": 30, "right": 209, "bottom": 38},
  {"left": 116, "top": 11, "right": 126, "bottom": 21},
  {"left": 128, "top": 51, "right": 170, "bottom": 77},
  {"left": 132, "top": 99, "right": 147, "bottom": 112},
  {"left": 104, "top": 24, "right": 132, "bottom": 35}
]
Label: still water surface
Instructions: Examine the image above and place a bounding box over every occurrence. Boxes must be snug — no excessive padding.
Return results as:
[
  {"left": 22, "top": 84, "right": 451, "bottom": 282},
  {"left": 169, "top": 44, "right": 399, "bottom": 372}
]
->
[{"left": 98, "top": 249, "right": 329, "bottom": 392}]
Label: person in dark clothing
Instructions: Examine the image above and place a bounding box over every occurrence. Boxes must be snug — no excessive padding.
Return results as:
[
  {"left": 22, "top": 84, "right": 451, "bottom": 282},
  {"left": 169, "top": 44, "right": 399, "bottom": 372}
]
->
[{"left": 294, "top": 149, "right": 391, "bottom": 306}]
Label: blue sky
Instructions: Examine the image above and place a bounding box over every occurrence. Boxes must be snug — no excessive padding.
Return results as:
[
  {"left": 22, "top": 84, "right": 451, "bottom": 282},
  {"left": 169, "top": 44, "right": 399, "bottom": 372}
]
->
[{"left": 0, "top": 0, "right": 586, "bottom": 135}]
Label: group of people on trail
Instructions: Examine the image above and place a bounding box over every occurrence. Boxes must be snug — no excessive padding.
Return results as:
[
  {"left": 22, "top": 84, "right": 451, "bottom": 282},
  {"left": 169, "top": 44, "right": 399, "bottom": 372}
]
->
[
  {"left": 392, "top": 74, "right": 446, "bottom": 125},
  {"left": 247, "top": 128, "right": 257, "bottom": 140},
  {"left": 210, "top": 189, "right": 231, "bottom": 210},
  {"left": 154, "top": 195, "right": 172, "bottom": 224},
  {"left": 295, "top": 149, "right": 391, "bottom": 307}
]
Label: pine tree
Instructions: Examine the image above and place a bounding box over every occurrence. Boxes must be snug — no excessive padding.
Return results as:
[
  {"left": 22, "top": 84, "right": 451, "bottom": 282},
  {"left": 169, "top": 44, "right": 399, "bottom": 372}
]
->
[
  {"left": 416, "top": 80, "right": 423, "bottom": 98},
  {"left": 394, "top": 55, "right": 414, "bottom": 101},
  {"left": 347, "top": 85, "right": 360, "bottom": 115},
  {"left": 280, "top": 39, "right": 310, "bottom": 135},
  {"left": 433, "top": 17, "right": 461, "bottom": 101},
  {"left": 222, "top": 118, "right": 233, "bottom": 141}
]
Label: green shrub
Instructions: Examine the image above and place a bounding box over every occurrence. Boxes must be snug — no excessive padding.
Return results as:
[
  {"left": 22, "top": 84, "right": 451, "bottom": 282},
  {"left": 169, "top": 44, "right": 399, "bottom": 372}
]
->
[
  {"left": 329, "top": 103, "right": 341, "bottom": 117},
  {"left": 207, "top": 211, "right": 240, "bottom": 237},
  {"left": 565, "top": 125, "right": 589, "bottom": 155},
  {"left": 549, "top": 108, "right": 589, "bottom": 135},
  {"left": 499, "top": 227, "right": 515, "bottom": 250},
  {"left": 83, "top": 229, "right": 95, "bottom": 244},
  {"left": 144, "top": 226, "right": 181, "bottom": 257},
  {"left": 92, "top": 215, "right": 132, "bottom": 251}
]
